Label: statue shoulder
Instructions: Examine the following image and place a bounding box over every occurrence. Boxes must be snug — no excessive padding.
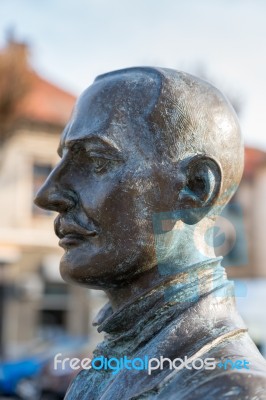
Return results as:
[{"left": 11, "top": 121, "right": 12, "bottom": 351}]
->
[{"left": 177, "top": 370, "right": 266, "bottom": 400}]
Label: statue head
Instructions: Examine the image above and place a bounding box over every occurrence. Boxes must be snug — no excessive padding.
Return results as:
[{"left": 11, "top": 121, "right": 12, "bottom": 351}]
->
[{"left": 34, "top": 67, "right": 243, "bottom": 292}]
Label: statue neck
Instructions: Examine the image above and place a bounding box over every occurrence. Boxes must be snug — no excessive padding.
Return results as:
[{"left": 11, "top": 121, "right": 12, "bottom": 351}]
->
[
  {"left": 106, "top": 217, "right": 220, "bottom": 311},
  {"left": 93, "top": 258, "right": 245, "bottom": 367},
  {"left": 102, "top": 256, "right": 230, "bottom": 326}
]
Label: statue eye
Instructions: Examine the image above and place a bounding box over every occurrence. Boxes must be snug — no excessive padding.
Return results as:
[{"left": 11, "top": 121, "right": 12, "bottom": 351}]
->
[{"left": 90, "top": 157, "right": 110, "bottom": 173}]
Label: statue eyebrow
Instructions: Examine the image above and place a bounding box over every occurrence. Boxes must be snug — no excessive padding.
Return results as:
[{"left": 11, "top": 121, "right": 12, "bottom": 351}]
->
[{"left": 58, "top": 135, "right": 122, "bottom": 158}]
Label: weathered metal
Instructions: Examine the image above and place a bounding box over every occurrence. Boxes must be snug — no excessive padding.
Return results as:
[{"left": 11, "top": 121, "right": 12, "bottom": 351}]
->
[{"left": 34, "top": 67, "right": 266, "bottom": 399}]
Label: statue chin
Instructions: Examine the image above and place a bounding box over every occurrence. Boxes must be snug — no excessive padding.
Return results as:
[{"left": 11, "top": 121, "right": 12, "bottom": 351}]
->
[{"left": 59, "top": 241, "right": 156, "bottom": 289}]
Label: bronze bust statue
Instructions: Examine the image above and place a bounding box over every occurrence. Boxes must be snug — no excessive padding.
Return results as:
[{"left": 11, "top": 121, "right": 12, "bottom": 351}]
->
[{"left": 34, "top": 67, "right": 266, "bottom": 399}]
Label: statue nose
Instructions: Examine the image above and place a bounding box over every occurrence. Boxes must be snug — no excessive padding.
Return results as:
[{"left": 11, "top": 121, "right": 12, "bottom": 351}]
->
[{"left": 34, "top": 180, "right": 77, "bottom": 213}]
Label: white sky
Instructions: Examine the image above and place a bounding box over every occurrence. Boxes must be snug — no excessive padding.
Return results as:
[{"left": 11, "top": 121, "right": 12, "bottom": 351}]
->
[{"left": 0, "top": 0, "right": 265, "bottom": 149}]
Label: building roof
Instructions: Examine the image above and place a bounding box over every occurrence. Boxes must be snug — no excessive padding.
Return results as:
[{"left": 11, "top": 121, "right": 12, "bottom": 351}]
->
[
  {"left": 15, "top": 71, "right": 76, "bottom": 126},
  {"left": 0, "top": 38, "right": 76, "bottom": 128},
  {"left": 244, "top": 147, "right": 266, "bottom": 179}
]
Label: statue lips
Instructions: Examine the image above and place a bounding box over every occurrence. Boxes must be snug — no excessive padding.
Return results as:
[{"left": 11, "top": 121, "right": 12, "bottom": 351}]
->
[{"left": 54, "top": 217, "right": 98, "bottom": 249}]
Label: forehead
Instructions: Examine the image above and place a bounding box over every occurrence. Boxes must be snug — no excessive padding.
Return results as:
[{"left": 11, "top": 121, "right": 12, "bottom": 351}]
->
[{"left": 59, "top": 74, "right": 160, "bottom": 152}]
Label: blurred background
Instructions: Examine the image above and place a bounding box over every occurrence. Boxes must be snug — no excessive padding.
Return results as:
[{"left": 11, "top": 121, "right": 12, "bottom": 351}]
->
[{"left": 0, "top": 0, "right": 266, "bottom": 398}]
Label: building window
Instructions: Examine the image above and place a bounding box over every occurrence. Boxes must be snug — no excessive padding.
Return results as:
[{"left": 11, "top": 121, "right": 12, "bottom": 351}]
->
[
  {"left": 32, "top": 163, "right": 53, "bottom": 216},
  {"left": 39, "top": 282, "right": 69, "bottom": 338}
]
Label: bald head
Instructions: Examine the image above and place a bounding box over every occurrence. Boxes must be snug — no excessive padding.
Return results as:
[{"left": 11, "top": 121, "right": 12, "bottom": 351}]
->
[{"left": 93, "top": 67, "right": 243, "bottom": 205}]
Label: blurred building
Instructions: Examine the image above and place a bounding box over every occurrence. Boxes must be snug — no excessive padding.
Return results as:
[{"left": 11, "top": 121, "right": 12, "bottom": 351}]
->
[
  {"left": 0, "top": 38, "right": 266, "bottom": 358},
  {"left": 227, "top": 147, "right": 266, "bottom": 278},
  {"left": 225, "top": 147, "right": 266, "bottom": 355},
  {"left": 0, "top": 38, "right": 104, "bottom": 358}
]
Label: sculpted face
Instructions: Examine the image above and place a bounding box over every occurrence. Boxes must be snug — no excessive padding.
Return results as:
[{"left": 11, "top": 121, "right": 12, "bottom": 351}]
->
[
  {"left": 34, "top": 68, "right": 243, "bottom": 290},
  {"left": 34, "top": 75, "right": 179, "bottom": 288}
]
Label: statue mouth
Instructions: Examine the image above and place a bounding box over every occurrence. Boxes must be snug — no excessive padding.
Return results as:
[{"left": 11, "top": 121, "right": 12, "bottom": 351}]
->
[
  {"left": 59, "top": 233, "right": 96, "bottom": 248},
  {"left": 54, "top": 216, "right": 98, "bottom": 248}
]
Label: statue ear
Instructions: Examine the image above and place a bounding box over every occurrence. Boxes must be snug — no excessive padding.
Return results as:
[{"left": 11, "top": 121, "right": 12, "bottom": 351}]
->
[{"left": 178, "top": 155, "right": 222, "bottom": 224}]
